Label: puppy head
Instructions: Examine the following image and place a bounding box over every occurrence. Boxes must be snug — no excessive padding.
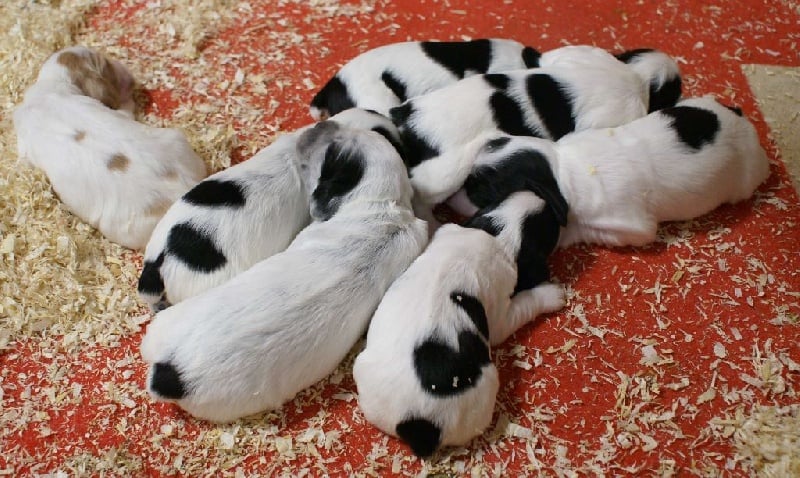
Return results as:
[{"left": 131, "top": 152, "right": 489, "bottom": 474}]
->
[
  {"left": 39, "top": 46, "right": 135, "bottom": 111},
  {"left": 466, "top": 135, "right": 568, "bottom": 228},
  {"left": 297, "top": 120, "right": 412, "bottom": 221},
  {"left": 328, "top": 108, "right": 406, "bottom": 161},
  {"left": 615, "top": 48, "right": 682, "bottom": 112},
  {"left": 309, "top": 75, "right": 356, "bottom": 121}
]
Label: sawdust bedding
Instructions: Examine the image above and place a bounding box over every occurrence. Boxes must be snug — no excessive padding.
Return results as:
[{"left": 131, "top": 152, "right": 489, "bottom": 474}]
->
[{"left": 1, "top": 0, "right": 798, "bottom": 476}]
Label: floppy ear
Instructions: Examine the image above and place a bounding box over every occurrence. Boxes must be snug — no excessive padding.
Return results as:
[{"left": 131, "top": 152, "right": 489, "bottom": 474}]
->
[
  {"left": 311, "top": 140, "right": 365, "bottom": 221},
  {"left": 520, "top": 150, "right": 569, "bottom": 227}
]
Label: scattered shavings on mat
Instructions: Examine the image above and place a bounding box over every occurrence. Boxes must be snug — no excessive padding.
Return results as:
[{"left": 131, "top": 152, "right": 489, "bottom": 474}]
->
[{"left": 1, "top": 0, "right": 798, "bottom": 476}]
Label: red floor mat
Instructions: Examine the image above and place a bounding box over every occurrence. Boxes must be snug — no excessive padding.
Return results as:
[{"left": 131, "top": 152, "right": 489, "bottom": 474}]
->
[{"left": 2, "top": 0, "right": 798, "bottom": 476}]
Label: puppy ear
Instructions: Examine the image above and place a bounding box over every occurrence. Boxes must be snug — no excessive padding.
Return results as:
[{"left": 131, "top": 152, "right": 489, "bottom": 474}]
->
[
  {"left": 311, "top": 140, "right": 365, "bottom": 220},
  {"left": 396, "top": 417, "right": 441, "bottom": 458},
  {"left": 520, "top": 150, "right": 569, "bottom": 227},
  {"left": 58, "top": 50, "right": 121, "bottom": 109}
]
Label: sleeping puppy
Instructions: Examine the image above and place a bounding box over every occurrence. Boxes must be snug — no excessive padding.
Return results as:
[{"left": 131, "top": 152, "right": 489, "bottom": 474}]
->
[
  {"left": 13, "top": 46, "right": 207, "bottom": 250},
  {"left": 354, "top": 191, "right": 566, "bottom": 458},
  {"left": 137, "top": 108, "right": 403, "bottom": 311},
  {"left": 446, "top": 96, "right": 770, "bottom": 248},
  {"left": 140, "top": 119, "right": 428, "bottom": 423},
  {"left": 310, "top": 38, "right": 541, "bottom": 119},
  {"left": 613, "top": 48, "right": 682, "bottom": 113}
]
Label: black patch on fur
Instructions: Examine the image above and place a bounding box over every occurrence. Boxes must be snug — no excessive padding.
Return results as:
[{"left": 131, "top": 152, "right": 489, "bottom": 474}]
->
[
  {"left": 311, "top": 141, "right": 365, "bottom": 220},
  {"left": 371, "top": 126, "right": 406, "bottom": 161},
  {"left": 450, "top": 292, "right": 490, "bottom": 340},
  {"left": 183, "top": 179, "right": 246, "bottom": 208},
  {"left": 396, "top": 418, "right": 441, "bottom": 458},
  {"left": 484, "top": 136, "right": 511, "bottom": 152},
  {"left": 527, "top": 73, "right": 576, "bottom": 140},
  {"left": 514, "top": 207, "right": 561, "bottom": 294},
  {"left": 138, "top": 252, "right": 165, "bottom": 295},
  {"left": 390, "top": 103, "right": 439, "bottom": 168},
  {"left": 483, "top": 73, "right": 510, "bottom": 90},
  {"left": 522, "top": 46, "right": 541, "bottom": 68},
  {"left": 150, "top": 362, "right": 186, "bottom": 399},
  {"left": 413, "top": 331, "right": 490, "bottom": 398},
  {"left": 463, "top": 149, "right": 569, "bottom": 226},
  {"left": 490, "top": 91, "right": 542, "bottom": 137},
  {"left": 166, "top": 222, "right": 227, "bottom": 272},
  {"left": 660, "top": 106, "right": 721, "bottom": 150},
  {"left": 464, "top": 213, "right": 503, "bottom": 237},
  {"left": 310, "top": 75, "right": 355, "bottom": 118},
  {"left": 723, "top": 104, "right": 743, "bottom": 116},
  {"left": 614, "top": 48, "right": 655, "bottom": 64},
  {"left": 421, "top": 39, "right": 492, "bottom": 78},
  {"left": 648, "top": 76, "right": 682, "bottom": 112},
  {"left": 381, "top": 70, "right": 408, "bottom": 102}
]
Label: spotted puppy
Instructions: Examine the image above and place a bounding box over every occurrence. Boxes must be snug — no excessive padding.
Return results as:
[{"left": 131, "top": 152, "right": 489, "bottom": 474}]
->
[
  {"left": 13, "top": 46, "right": 207, "bottom": 250},
  {"left": 137, "top": 108, "right": 403, "bottom": 311},
  {"left": 354, "top": 191, "right": 566, "bottom": 457},
  {"left": 140, "top": 119, "right": 428, "bottom": 422},
  {"left": 310, "top": 38, "right": 541, "bottom": 120},
  {"left": 447, "top": 96, "right": 770, "bottom": 249}
]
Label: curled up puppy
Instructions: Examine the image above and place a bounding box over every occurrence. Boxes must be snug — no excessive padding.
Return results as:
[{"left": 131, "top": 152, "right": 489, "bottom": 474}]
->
[
  {"left": 137, "top": 108, "right": 402, "bottom": 311},
  {"left": 354, "top": 191, "right": 566, "bottom": 458},
  {"left": 13, "top": 46, "right": 207, "bottom": 250},
  {"left": 140, "top": 119, "right": 428, "bottom": 423}
]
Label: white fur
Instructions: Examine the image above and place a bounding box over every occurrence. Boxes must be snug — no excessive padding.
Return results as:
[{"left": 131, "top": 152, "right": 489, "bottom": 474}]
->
[
  {"left": 354, "top": 192, "right": 566, "bottom": 456},
  {"left": 453, "top": 96, "right": 770, "bottom": 248},
  {"left": 310, "top": 39, "right": 537, "bottom": 119},
  {"left": 402, "top": 46, "right": 648, "bottom": 209},
  {"left": 13, "top": 46, "right": 206, "bottom": 250},
  {"left": 140, "top": 125, "right": 428, "bottom": 422},
  {"left": 138, "top": 108, "right": 402, "bottom": 310}
]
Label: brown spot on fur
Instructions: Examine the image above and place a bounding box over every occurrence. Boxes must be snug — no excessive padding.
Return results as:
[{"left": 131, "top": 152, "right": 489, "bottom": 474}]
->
[
  {"left": 58, "top": 50, "right": 121, "bottom": 110},
  {"left": 74, "top": 131, "right": 86, "bottom": 141},
  {"left": 163, "top": 168, "right": 179, "bottom": 180},
  {"left": 145, "top": 198, "right": 173, "bottom": 218},
  {"left": 108, "top": 153, "right": 130, "bottom": 172}
]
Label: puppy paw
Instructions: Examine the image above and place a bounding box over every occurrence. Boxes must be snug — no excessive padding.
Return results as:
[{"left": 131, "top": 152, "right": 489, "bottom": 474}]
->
[{"left": 535, "top": 283, "right": 567, "bottom": 314}]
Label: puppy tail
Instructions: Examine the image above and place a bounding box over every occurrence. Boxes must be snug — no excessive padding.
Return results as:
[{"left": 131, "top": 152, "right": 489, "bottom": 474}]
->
[
  {"left": 149, "top": 362, "right": 187, "bottom": 400},
  {"left": 396, "top": 418, "right": 441, "bottom": 458},
  {"left": 309, "top": 75, "right": 355, "bottom": 121}
]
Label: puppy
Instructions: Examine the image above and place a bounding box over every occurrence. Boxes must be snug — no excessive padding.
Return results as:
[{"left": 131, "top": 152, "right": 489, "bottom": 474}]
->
[
  {"left": 614, "top": 48, "right": 682, "bottom": 112},
  {"left": 13, "top": 46, "right": 207, "bottom": 250},
  {"left": 140, "top": 120, "right": 428, "bottom": 423},
  {"left": 137, "top": 108, "right": 403, "bottom": 311},
  {"left": 354, "top": 191, "right": 566, "bottom": 457},
  {"left": 310, "top": 38, "right": 541, "bottom": 119},
  {"left": 448, "top": 96, "right": 770, "bottom": 248}
]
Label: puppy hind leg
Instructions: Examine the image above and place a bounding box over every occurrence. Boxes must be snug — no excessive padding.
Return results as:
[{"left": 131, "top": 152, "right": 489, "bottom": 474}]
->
[{"left": 491, "top": 282, "right": 566, "bottom": 346}]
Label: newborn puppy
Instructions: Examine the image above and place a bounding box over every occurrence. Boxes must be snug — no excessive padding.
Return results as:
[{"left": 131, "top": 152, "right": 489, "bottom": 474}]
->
[
  {"left": 354, "top": 191, "right": 566, "bottom": 457},
  {"left": 614, "top": 48, "right": 682, "bottom": 112},
  {"left": 137, "top": 108, "right": 402, "bottom": 311},
  {"left": 310, "top": 38, "right": 541, "bottom": 119},
  {"left": 449, "top": 96, "right": 770, "bottom": 248},
  {"left": 13, "top": 46, "right": 207, "bottom": 250},
  {"left": 140, "top": 120, "right": 428, "bottom": 423}
]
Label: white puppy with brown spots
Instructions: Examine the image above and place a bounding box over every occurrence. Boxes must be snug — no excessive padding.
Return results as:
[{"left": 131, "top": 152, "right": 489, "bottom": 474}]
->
[
  {"left": 140, "top": 119, "right": 428, "bottom": 423},
  {"left": 354, "top": 191, "right": 566, "bottom": 457},
  {"left": 13, "top": 46, "right": 206, "bottom": 250}
]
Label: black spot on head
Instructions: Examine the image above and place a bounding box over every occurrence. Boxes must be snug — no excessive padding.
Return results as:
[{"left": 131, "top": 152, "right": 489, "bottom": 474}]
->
[
  {"left": 166, "top": 222, "right": 227, "bottom": 272},
  {"left": 413, "top": 330, "right": 491, "bottom": 398},
  {"left": 450, "top": 292, "right": 490, "bottom": 340},
  {"left": 614, "top": 48, "right": 655, "bottom": 64},
  {"left": 311, "top": 141, "right": 366, "bottom": 220},
  {"left": 514, "top": 207, "right": 561, "bottom": 295},
  {"left": 489, "top": 91, "right": 542, "bottom": 137},
  {"left": 183, "top": 179, "right": 246, "bottom": 208},
  {"left": 421, "top": 39, "right": 493, "bottom": 78},
  {"left": 722, "top": 103, "right": 743, "bottom": 116},
  {"left": 485, "top": 136, "right": 511, "bottom": 152},
  {"left": 660, "top": 105, "right": 721, "bottom": 150},
  {"left": 310, "top": 75, "right": 355, "bottom": 118},
  {"left": 522, "top": 46, "right": 542, "bottom": 68},
  {"left": 648, "top": 76, "right": 682, "bottom": 112},
  {"left": 381, "top": 70, "right": 408, "bottom": 102},
  {"left": 396, "top": 418, "right": 441, "bottom": 458},
  {"left": 483, "top": 73, "right": 510, "bottom": 90},
  {"left": 391, "top": 103, "right": 439, "bottom": 169},
  {"left": 464, "top": 149, "right": 568, "bottom": 227},
  {"left": 150, "top": 362, "right": 186, "bottom": 399},
  {"left": 464, "top": 211, "right": 503, "bottom": 237},
  {"left": 527, "top": 73, "right": 576, "bottom": 140},
  {"left": 371, "top": 126, "right": 406, "bottom": 162},
  {"left": 138, "top": 252, "right": 165, "bottom": 295}
]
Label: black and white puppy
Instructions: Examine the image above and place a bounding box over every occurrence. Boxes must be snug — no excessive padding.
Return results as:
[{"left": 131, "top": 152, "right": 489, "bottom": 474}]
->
[
  {"left": 137, "top": 108, "right": 403, "bottom": 311},
  {"left": 613, "top": 48, "right": 682, "bottom": 113},
  {"left": 354, "top": 191, "right": 566, "bottom": 457},
  {"left": 310, "top": 38, "right": 541, "bottom": 120},
  {"left": 140, "top": 119, "right": 428, "bottom": 423},
  {"left": 447, "top": 96, "right": 770, "bottom": 248}
]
